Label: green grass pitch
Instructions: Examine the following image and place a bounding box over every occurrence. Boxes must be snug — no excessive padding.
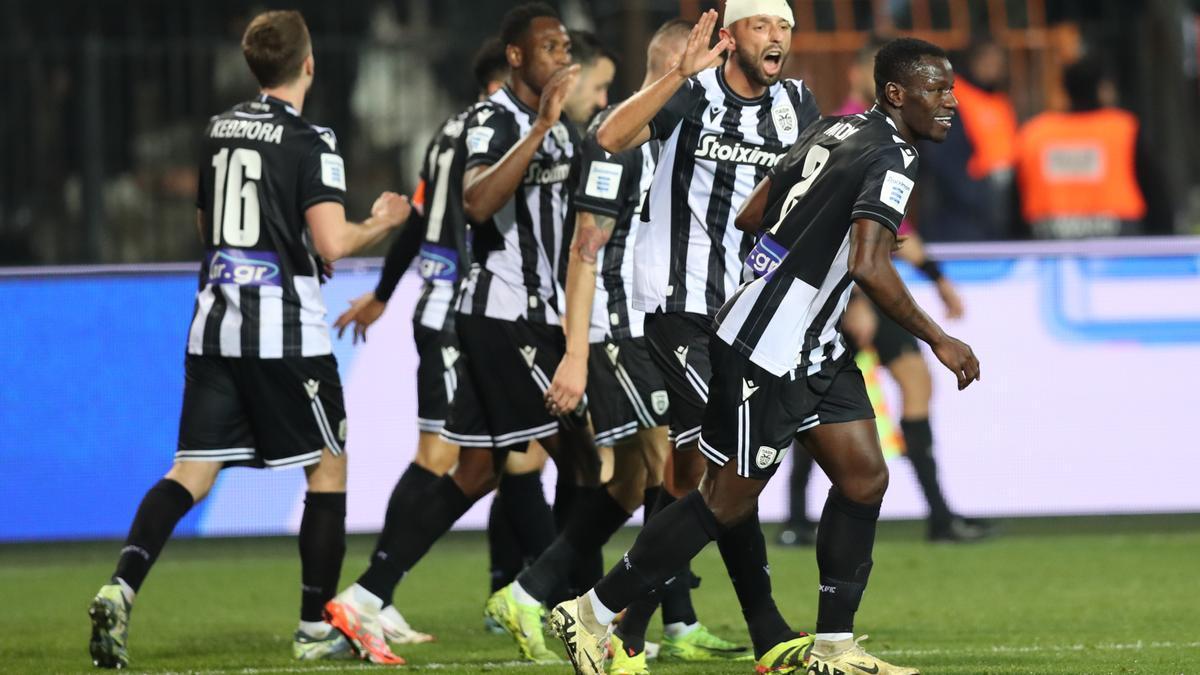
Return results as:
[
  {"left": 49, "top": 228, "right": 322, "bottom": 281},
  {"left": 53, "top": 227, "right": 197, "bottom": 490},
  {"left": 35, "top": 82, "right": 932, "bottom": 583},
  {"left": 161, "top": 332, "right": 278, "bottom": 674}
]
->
[{"left": 3, "top": 515, "right": 1197, "bottom": 674}]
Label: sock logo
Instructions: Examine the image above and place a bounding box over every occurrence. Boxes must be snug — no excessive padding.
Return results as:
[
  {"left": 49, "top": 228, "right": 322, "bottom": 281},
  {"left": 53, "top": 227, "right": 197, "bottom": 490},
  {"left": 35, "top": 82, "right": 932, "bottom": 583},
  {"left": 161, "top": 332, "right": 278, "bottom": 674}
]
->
[
  {"left": 818, "top": 584, "right": 837, "bottom": 594},
  {"left": 119, "top": 545, "right": 151, "bottom": 561}
]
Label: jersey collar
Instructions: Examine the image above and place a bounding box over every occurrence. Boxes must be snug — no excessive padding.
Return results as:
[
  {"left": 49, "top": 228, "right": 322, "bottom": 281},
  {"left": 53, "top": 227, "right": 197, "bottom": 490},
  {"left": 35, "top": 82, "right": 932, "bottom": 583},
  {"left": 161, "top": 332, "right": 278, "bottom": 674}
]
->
[
  {"left": 866, "top": 105, "right": 898, "bottom": 130},
  {"left": 258, "top": 93, "right": 300, "bottom": 117},
  {"left": 714, "top": 65, "right": 773, "bottom": 107}
]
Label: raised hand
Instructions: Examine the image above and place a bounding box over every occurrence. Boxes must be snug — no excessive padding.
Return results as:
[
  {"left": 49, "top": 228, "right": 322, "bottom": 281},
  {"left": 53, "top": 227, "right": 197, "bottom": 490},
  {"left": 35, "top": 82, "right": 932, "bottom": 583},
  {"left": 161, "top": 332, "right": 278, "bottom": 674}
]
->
[
  {"left": 677, "top": 9, "right": 731, "bottom": 78},
  {"left": 371, "top": 192, "right": 412, "bottom": 228},
  {"left": 334, "top": 291, "right": 387, "bottom": 344},
  {"left": 537, "top": 64, "right": 582, "bottom": 128},
  {"left": 931, "top": 334, "right": 980, "bottom": 391}
]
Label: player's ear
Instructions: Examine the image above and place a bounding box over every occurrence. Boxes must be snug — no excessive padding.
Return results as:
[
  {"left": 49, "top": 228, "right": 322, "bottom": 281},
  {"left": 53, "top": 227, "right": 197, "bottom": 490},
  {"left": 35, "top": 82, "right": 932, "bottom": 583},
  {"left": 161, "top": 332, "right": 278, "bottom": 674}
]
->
[
  {"left": 303, "top": 52, "right": 314, "bottom": 78},
  {"left": 884, "top": 80, "right": 904, "bottom": 108},
  {"left": 506, "top": 44, "right": 523, "bottom": 69},
  {"left": 719, "top": 26, "right": 735, "bottom": 51}
]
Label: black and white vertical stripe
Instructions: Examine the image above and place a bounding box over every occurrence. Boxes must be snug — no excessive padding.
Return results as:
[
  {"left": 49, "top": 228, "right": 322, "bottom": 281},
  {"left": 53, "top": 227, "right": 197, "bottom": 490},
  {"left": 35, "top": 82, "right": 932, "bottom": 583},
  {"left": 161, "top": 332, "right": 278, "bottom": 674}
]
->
[{"left": 187, "top": 273, "right": 331, "bottom": 358}]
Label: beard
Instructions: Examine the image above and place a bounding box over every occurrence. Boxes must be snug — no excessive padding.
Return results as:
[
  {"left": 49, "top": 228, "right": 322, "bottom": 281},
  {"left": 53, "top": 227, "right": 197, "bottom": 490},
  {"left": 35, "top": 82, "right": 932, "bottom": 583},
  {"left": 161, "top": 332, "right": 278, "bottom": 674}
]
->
[{"left": 733, "top": 44, "right": 785, "bottom": 88}]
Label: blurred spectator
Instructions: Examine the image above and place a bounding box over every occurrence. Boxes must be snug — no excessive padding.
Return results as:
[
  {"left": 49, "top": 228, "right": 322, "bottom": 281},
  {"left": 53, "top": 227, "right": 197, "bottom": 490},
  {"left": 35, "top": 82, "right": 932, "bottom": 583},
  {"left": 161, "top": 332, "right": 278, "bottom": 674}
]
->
[
  {"left": 916, "top": 40, "right": 1018, "bottom": 242},
  {"left": 832, "top": 38, "right": 886, "bottom": 116},
  {"left": 1013, "top": 58, "right": 1173, "bottom": 238}
]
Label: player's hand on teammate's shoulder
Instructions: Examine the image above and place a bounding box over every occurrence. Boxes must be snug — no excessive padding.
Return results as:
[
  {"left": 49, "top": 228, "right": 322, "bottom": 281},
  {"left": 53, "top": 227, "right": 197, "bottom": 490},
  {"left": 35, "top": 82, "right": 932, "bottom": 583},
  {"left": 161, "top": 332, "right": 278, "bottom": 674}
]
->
[
  {"left": 334, "top": 291, "right": 387, "bottom": 344},
  {"left": 545, "top": 351, "right": 588, "bottom": 417},
  {"left": 931, "top": 334, "right": 980, "bottom": 391},
  {"left": 537, "top": 64, "right": 582, "bottom": 129},
  {"left": 371, "top": 192, "right": 412, "bottom": 228},
  {"left": 676, "top": 9, "right": 731, "bottom": 79}
]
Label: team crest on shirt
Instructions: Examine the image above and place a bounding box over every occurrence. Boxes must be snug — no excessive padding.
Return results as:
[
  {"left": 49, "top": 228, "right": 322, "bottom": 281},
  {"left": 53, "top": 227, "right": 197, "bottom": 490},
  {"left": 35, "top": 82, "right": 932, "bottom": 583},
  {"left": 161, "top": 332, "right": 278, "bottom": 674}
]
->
[
  {"left": 771, "top": 101, "right": 797, "bottom": 135},
  {"left": 549, "top": 122, "right": 570, "bottom": 148},
  {"left": 651, "top": 391, "right": 669, "bottom": 415}
]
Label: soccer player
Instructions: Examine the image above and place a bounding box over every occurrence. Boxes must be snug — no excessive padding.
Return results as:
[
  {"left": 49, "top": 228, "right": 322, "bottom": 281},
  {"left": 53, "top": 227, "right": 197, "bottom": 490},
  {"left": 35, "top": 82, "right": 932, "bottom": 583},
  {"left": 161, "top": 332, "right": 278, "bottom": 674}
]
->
[
  {"left": 331, "top": 37, "right": 560, "bottom": 644},
  {"left": 778, "top": 38, "right": 989, "bottom": 547},
  {"left": 552, "top": 37, "right": 980, "bottom": 675},
  {"left": 570, "top": 3, "right": 822, "bottom": 670},
  {"left": 485, "top": 19, "right": 741, "bottom": 668},
  {"left": 564, "top": 30, "right": 616, "bottom": 131},
  {"left": 85, "top": 10, "right": 412, "bottom": 669},
  {"left": 321, "top": 3, "right": 591, "bottom": 665}
]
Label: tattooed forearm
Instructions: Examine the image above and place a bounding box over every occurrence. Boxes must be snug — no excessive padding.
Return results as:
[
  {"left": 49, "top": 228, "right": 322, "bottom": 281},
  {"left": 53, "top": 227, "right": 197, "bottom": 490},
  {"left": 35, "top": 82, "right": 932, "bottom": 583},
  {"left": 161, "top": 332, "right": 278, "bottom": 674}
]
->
[{"left": 572, "top": 213, "right": 616, "bottom": 264}]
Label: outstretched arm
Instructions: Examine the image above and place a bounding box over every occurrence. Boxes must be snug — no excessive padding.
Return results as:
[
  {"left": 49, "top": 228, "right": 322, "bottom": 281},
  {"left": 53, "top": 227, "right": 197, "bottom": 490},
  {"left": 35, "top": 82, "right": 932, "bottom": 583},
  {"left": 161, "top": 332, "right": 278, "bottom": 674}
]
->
[
  {"left": 306, "top": 193, "right": 411, "bottom": 262},
  {"left": 595, "top": 10, "right": 729, "bottom": 153},
  {"left": 848, "top": 218, "right": 979, "bottom": 389}
]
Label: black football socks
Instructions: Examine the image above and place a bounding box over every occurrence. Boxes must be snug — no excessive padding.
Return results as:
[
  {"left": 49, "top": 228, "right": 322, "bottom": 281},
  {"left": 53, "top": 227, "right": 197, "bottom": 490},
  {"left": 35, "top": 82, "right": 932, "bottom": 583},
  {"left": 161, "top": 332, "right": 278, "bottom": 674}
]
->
[
  {"left": 357, "top": 475, "right": 474, "bottom": 601},
  {"left": 593, "top": 491, "right": 720, "bottom": 617},
  {"left": 373, "top": 463, "right": 438, "bottom": 566},
  {"left": 516, "top": 486, "right": 631, "bottom": 602},
  {"left": 900, "top": 418, "right": 953, "bottom": 529},
  {"left": 815, "top": 487, "right": 881, "bottom": 634},
  {"left": 487, "top": 494, "right": 524, "bottom": 592},
  {"left": 499, "top": 470, "right": 557, "bottom": 562},
  {"left": 715, "top": 511, "right": 791, "bottom": 657},
  {"left": 298, "top": 492, "right": 346, "bottom": 622},
  {"left": 112, "top": 478, "right": 194, "bottom": 593}
]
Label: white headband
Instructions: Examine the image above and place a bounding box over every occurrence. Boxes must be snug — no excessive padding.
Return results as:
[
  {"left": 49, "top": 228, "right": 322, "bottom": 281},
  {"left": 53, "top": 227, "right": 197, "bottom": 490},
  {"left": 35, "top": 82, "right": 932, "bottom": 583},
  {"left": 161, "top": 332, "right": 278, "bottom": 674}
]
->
[{"left": 723, "top": 0, "right": 795, "bottom": 28}]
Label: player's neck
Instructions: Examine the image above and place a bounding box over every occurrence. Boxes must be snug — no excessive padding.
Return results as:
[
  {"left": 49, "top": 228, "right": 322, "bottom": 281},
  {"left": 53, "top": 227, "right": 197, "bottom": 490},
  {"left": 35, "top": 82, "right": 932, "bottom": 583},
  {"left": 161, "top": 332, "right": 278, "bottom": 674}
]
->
[
  {"left": 260, "top": 85, "right": 306, "bottom": 114},
  {"left": 878, "top": 104, "right": 916, "bottom": 145},
  {"left": 508, "top": 76, "right": 541, "bottom": 113},
  {"left": 723, "top": 60, "right": 767, "bottom": 100}
]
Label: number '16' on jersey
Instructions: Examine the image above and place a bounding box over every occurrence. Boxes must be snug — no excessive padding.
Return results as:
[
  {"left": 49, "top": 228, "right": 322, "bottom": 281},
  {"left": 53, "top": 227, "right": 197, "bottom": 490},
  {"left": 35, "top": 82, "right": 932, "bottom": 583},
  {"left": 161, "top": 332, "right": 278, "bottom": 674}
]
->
[
  {"left": 715, "top": 107, "right": 921, "bottom": 378},
  {"left": 188, "top": 94, "right": 347, "bottom": 359}
]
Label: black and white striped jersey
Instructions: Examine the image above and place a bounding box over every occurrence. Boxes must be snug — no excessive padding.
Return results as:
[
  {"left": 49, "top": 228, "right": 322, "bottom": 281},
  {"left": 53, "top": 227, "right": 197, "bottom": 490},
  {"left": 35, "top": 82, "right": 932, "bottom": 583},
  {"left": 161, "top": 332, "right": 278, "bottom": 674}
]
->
[
  {"left": 456, "top": 86, "right": 579, "bottom": 325},
  {"left": 715, "top": 108, "right": 921, "bottom": 376},
  {"left": 632, "top": 67, "right": 820, "bottom": 317},
  {"left": 574, "top": 106, "right": 661, "bottom": 341},
  {"left": 188, "top": 94, "right": 345, "bottom": 358},
  {"left": 374, "top": 107, "right": 474, "bottom": 331}
]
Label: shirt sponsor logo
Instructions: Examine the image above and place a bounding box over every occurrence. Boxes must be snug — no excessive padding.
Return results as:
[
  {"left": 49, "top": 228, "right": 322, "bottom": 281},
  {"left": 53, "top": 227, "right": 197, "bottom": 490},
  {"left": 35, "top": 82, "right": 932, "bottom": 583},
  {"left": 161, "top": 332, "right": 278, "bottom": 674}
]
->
[
  {"left": 524, "top": 161, "right": 571, "bottom": 185},
  {"left": 417, "top": 243, "right": 459, "bottom": 282},
  {"left": 745, "top": 233, "right": 788, "bottom": 280},
  {"left": 206, "top": 248, "right": 281, "bottom": 286},
  {"left": 584, "top": 161, "right": 624, "bottom": 200},
  {"left": 694, "top": 134, "right": 784, "bottom": 167},
  {"left": 880, "top": 169, "right": 914, "bottom": 214},
  {"left": 321, "top": 153, "right": 346, "bottom": 191}
]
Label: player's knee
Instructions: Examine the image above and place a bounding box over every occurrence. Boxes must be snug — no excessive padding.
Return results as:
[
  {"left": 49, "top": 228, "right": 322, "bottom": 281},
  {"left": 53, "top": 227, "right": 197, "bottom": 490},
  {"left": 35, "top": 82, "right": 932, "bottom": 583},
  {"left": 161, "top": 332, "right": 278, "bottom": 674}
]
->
[
  {"left": 452, "top": 450, "right": 500, "bottom": 499},
  {"left": 843, "top": 462, "right": 889, "bottom": 505},
  {"left": 702, "top": 491, "right": 756, "bottom": 528},
  {"left": 305, "top": 449, "right": 347, "bottom": 492},
  {"left": 672, "top": 445, "right": 705, "bottom": 492},
  {"left": 415, "top": 432, "right": 457, "bottom": 475},
  {"left": 165, "top": 461, "right": 220, "bottom": 502}
]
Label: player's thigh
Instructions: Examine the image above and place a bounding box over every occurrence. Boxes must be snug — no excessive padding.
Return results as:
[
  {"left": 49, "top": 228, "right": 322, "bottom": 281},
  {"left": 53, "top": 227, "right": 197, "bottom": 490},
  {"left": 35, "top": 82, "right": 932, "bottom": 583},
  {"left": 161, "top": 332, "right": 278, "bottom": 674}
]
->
[
  {"left": 239, "top": 355, "right": 347, "bottom": 471},
  {"left": 797, "top": 363, "right": 887, "bottom": 504},
  {"left": 505, "top": 440, "right": 549, "bottom": 474},
  {"left": 415, "top": 431, "right": 459, "bottom": 475},
  {"left": 413, "top": 322, "right": 460, "bottom": 435},
  {"left": 304, "top": 446, "right": 347, "bottom": 492},
  {"left": 697, "top": 338, "right": 807, "bottom": 485},
  {"left": 175, "top": 355, "right": 253, "bottom": 498},
  {"left": 885, "top": 351, "right": 932, "bottom": 417},
  {"left": 643, "top": 312, "right": 712, "bottom": 449}
]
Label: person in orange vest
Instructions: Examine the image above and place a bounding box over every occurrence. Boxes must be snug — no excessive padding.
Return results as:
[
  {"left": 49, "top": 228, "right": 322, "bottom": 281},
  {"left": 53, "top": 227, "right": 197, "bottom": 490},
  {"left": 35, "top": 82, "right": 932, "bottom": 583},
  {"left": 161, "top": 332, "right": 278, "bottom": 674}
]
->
[
  {"left": 916, "top": 40, "right": 1019, "bottom": 241},
  {"left": 1013, "top": 58, "right": 1173, "bottom": 238}
]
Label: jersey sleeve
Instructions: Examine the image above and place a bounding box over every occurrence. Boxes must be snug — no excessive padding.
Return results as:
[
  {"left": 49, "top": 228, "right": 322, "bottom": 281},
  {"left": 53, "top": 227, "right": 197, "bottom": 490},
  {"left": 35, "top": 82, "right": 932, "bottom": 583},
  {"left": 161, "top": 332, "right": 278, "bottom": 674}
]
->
[
  {"left": 648, "top": 80, "right": 699, "bottom": 140},
  {"left": 574, "top": 134, "right": 639, "bottom": 219},
  {"left": 298, "top": 129, "right": 347, "bottom": 211},
  {"left": 796, "top": 82, "right": 821, "bottom": 131},
  {"left": 463, "top": 104, "right": 519, "bottom": 170},
  {"left": 851, "top": 144, "right": 920, "bottom": 233},
  {"left": 374, "top": 212, "right": 426, "bottom": 302}
]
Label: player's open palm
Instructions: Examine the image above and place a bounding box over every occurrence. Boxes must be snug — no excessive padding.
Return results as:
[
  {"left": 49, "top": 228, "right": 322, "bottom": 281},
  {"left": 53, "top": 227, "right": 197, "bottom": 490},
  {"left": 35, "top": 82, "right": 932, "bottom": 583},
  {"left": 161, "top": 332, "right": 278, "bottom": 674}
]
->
[
  {"left": 334, "top": 291, "right": 386, "bottom": 344},
  {"left": 932, "top": 335, "right": 980, "bottom": 391},
  {"left": 537, "top": 64, "right": 582, "bottom": 128},
  {"left": 545, "top": 353, "right": 587, "bottom": 417},
  {"left": 372, "top": 192, "right": 411, "bottom": 228},
  {"left": 677, "top": 9, "right": 731, "bottom": 78}
]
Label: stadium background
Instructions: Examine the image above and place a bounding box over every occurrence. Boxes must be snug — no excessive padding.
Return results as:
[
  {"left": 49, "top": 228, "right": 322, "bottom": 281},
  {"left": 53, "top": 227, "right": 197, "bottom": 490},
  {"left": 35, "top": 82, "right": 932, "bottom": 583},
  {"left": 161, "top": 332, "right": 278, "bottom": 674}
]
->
[{"left": 1, "top": 0, "right": 1199, "bottom": 541}]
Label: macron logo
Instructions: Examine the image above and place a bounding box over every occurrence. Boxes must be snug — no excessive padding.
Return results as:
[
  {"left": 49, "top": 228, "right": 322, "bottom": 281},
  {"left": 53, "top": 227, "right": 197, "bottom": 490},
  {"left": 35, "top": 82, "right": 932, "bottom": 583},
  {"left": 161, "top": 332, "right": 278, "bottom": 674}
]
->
[
  {"left": 520, "top": 346, "right": 537, "bottom": 369},
  {"left": 304, "top": 379, "right": 320, "bottom": 400},
  {"left": 742, "top": 378, "right": 759, "bottom": 401}
]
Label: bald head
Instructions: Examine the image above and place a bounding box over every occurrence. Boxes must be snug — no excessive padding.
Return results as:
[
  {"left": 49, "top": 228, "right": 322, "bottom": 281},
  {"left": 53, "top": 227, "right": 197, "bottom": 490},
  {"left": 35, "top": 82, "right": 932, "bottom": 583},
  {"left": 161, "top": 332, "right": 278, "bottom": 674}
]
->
[{"left": 646, "top": 19, "right": 694, "bottom": 82}]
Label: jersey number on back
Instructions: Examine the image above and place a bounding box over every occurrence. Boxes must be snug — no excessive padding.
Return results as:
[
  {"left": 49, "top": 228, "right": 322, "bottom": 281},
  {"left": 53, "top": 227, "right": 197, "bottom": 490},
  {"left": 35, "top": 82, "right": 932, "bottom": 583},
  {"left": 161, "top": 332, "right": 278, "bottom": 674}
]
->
[
  {"left": 424, "top": 147, "right": 456, "bottom": 242},
  {"left": 211, "top": 148, "right": 262, "bottom": 247},
  {"left": 768, "top": 145, "right": 830, "bottom": 235}
]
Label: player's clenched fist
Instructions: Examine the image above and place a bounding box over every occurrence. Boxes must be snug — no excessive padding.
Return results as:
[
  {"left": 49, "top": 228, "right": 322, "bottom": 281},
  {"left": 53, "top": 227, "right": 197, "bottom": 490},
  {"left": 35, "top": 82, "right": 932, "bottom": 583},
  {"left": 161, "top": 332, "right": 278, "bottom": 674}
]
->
[{"left": 371, "top": 192, "right": 412, "bottom": 228}]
